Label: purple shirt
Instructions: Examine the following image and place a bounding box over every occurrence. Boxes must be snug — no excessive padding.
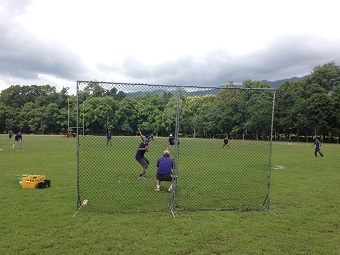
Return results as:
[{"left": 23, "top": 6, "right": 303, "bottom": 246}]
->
[
  {"left": 135, "top": 141, "right": 148, "bottom": 159},
  {"left": 156, "top": 156, "right": 174, "bottom": 175},
  {"left": 168, "top": 137, "right": 175, "bottom": 145},
  {"left": 314, "top": 141, "right": 321, "bottom": 149}
]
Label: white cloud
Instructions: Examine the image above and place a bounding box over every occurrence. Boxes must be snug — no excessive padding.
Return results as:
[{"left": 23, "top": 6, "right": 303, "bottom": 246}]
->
[{"left": 0, "top": 0, "right": 339, "bottom": 93}]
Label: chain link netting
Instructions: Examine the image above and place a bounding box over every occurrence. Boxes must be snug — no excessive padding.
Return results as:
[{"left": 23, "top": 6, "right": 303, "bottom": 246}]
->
[{"left": 76, "top": 81, "right": 275, "bottom": 214}]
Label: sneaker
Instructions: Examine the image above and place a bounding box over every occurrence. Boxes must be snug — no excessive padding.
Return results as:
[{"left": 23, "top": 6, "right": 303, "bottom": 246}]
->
[
  {"left": 155, "top": 188, "right": 160, "bottom": 192},
  {"left": 138, "top": 174, "right": 145, "bottom": 179},
  {"left": 168, "top": 188, "right": 172, "bottom": 192}
]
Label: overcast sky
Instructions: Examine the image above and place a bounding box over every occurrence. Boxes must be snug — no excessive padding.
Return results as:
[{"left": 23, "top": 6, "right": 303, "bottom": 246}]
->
[{"left": 1, "top": 0, "right": 339, "bottom": 94}]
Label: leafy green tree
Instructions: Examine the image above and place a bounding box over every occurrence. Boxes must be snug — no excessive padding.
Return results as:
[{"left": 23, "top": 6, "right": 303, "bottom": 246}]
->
[
  {"left": 0, "top": 103, "right": 5, "bottom": 132},
  {"left": 56, "top": 86, "right": 70, "bottom": 109},
  {"left": 194, "top": 95, "right": 225, "bottom": 137},
  {"left": 162, "top": 97, "right": 178, "bottom": 135},
  {"left": 105, "top": 87, "right": 126, "bottom": 100},
  {"left": 219, "top": 87, "right": 247, "bottom": 139},
  {"left": 329, "top": 86, "right": 340, "bottom": 140},
  {"left": 67, "top": 96, "right": 77, "bottom": 130},
  {"left": 33, "top": 85, "right": 58, "bottom": 106},
  {"left": 306, "top": 93, "right": 333, "bottom": 139},
  {"left": 84, "top": 96, "right": 119, "bottom": 134},
  {"left": 180, "top": 96, "right": 203, "bottom": 137},
  {"left": 242, "top": 79, "right": 270, "bottom": 89},
  {"left": 0, "top": 62, "right": 339, "bottom": 139},
  {"left": 115, "top": 91, "right": 126, "bottom": 101},
  {"left": 275, "top": 81, "right": 305, "bottom": 139},
  {"left": 116, "top": 98, "right": 139, "bottom": 135},
  {"left": 45, "top": 103, "right": 60, "bottom": 134},
  {"left": 244, "top": 90, "right": 274, "bottom": 140},
  {"left": 4, "top": 106, "right": 21, "bottom": 132},
  {"left": 20, "top": 102, "right": 57, "bottom": 134},
  {"left": 0, "top": 85, "right": 58, "bottom": 108},
  {"left": 308, "top": 61, "right": 340, "bottom": 92},
  {"left": 20, "top": 102, "right": 39, "bottom": 133},
  {"left": 135, "top": 94, "right": 166, "bottom": 134},
  {"left": 56, "top": 108, "right": 69, "bottom": 134},
  {"left": 0, "top": 85, "right": 23, "bottom": 108},
  {"left": 275, "top": 80, "right": 327, "bottom": 141},
  {"left": 79, "top": 82, "right": 106, "bottom": 101}
]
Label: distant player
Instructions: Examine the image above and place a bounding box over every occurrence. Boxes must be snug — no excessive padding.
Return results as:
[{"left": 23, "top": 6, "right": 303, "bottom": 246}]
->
[
  {"left": 288, "top": 136, "right": 292, "bottom": 146},
  {"left": 310, "top": 138, "right": 324, "bottom": 158},
  {"left": 106, "top": 131, "right": 112, "bottom": 146},
  {"left": 168, "top": 133, "right": 175, "bottom": 149},
  {"left": 12, "top": 132, "right": 23, "bottom": 149},
  {"left": 222, "top": 137, "right": 229, "bottom": 148}
]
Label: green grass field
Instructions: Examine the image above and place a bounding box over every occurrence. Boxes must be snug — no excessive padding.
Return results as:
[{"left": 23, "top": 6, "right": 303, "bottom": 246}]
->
[
  {"left": 78, "top": 136, "right": 271, "bottom": 214},
  {"left": 0, "top": 134, "right": 339, "bottom": 254}
]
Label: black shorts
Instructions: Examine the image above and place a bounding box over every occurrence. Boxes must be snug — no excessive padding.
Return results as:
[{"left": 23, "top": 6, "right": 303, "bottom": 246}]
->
[
  {"left": 136, "top": 157, "right": 149, "bottom": 169},
  {"left": 156, "top": 174, "right": 172, "bottom": 182}
]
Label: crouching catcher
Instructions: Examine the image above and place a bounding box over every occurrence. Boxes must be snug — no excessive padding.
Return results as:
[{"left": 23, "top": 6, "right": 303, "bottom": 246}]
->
[{"left": 155, "top": 150, "right": 176, "bottom": 192}]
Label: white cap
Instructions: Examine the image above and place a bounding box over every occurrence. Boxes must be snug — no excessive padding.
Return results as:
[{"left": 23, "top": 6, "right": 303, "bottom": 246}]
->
[{"left": 163, "top": 150, "right": 170, "bottom": 156}]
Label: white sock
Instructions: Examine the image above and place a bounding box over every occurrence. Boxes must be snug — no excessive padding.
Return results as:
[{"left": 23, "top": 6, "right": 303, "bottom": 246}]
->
[
  {"left": 168, "top": 184, "right": 173, "bottom": 190},
  {"left": 156, "top": 185, "right": 160, "bottom": 189}
]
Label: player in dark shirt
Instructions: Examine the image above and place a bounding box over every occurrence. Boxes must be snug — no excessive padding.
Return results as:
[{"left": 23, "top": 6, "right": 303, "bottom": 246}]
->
[
  {"left": 135, "top": 135, "right": 150, "bottom": 179},
  {"left": 155, "top": 150, "right": 174, "bottom": 192},
  {"left": 106, "top": 131, "right": 112, "bottom": 146},
  {"left": 310, "top": 139, "right": 324, "bottom": 158},
  {"left": 12, "top": 132, "right": 23, "bottom": 149},
  {"left": 222, "top": 137, "right": 229, "bottom": 148},
  {"left": 168, "top": 133, "right": 175, "bottom": 149},
  {"left": 288, "top": 136, "right": 292, "bottom": 146}
]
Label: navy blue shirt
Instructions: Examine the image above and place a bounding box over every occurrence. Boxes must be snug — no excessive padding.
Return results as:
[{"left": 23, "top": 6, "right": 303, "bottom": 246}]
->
[
  {"left": 156, "top": 156, "right": 174, "bottom": 175},
  {"left": 135, "top": 141, "right": 148, "bottom": 159},
  {"left": 15, "top": 134, "right": 22, "bottom": 141},
  {"left": 314, "top": 141, "right": 321, "bottom": 149},
  {"left": 168, "top": 136, "right": 175, "bottom": 145}
]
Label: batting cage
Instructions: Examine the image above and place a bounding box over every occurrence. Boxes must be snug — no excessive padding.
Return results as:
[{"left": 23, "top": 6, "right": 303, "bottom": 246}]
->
[{"left": 75, "top": 81, "right": 276, "bottom": 215}]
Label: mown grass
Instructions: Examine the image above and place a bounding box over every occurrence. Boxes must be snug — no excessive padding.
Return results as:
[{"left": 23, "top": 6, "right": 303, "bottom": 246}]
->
[
  {"left": 78, "top": 136, "right": 271, "bottom": 213},
  {"left": 0, "top": 134, "right": 339, "bottom": 254}
]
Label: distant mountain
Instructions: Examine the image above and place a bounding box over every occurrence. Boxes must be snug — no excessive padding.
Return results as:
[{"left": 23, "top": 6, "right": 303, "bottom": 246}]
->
[
  {"left": 263, "top": 75, "right": 310, "bottom": 88},
  {"left": 125, "top": 76, "right": 310, "bottom": 97},
  {"left": 126, "top": 88, "right": 221, "bottom": 98},
  {"left": 126, "top": 89, "right": 169, "bottom": 98}
]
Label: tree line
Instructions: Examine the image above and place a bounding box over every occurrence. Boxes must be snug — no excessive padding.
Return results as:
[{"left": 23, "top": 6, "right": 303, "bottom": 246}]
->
[{"left": 0, "top": 62, "right": 339, "bottom": 142}]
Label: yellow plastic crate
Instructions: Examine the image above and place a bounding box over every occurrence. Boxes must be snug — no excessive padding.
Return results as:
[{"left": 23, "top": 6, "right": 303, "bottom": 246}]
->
[{"left": 21, "top": 175, "right": 46, "bottom": 189}]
